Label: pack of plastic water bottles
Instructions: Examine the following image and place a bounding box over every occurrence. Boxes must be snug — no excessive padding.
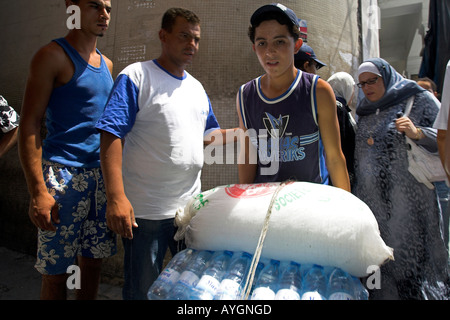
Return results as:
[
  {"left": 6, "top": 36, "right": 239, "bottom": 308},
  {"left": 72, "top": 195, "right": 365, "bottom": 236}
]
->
[{"left": 147, "top": 248, "right": 369, "bottom": 300}]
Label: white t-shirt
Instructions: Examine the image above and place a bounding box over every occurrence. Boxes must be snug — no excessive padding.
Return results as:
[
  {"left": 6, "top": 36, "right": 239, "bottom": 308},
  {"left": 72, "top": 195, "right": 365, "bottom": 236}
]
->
[
  {"left": 96, "top": 60, "right": 220, "bottom": 220},
  {"left": 433, "top": 60, "right": 450, "bottom": 130}
]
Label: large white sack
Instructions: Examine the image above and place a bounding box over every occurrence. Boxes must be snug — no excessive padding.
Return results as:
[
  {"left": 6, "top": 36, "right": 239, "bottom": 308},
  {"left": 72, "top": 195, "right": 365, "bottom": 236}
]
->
[{"left": 175, "top": 182, "right": 394, "bottom": 278}]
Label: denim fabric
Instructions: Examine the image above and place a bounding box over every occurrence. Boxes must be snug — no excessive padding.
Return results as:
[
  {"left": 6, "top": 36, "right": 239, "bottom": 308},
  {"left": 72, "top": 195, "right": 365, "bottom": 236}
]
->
[{"left": 122, "top": 218, "right": 185, "bottom": 300}]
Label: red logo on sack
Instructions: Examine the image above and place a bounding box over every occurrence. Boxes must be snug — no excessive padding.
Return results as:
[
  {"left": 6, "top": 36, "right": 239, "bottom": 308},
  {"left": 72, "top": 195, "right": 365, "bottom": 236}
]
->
[{"left": 225, "top": 183, "right": 279, "bottom": 199}]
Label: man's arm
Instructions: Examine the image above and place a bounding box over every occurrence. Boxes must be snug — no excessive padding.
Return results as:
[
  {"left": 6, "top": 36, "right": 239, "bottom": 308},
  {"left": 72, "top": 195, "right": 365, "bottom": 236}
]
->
[
  {"left": 437, "top": 129, "right": 450, "bottom": 181},
  {"left": 100, "top": 131, "right": 137, "bottom": 239},
  {"left": 316, "top": 79, "right": 351, "bottom": 192},
  {"left": 444, "top": 118, "right": 450, "bottom": 178},
  {"left": 204, "top": 128, "right": 239, "bottom": 146},
  {"left": 18, "top": 44, "right": 63, "bottom": 231},
  {"left": 440, "top": 62, "right": 450, "bottom": 177},
  {"left": 0, "top": 127, "right": 18, "bottom": 158}
]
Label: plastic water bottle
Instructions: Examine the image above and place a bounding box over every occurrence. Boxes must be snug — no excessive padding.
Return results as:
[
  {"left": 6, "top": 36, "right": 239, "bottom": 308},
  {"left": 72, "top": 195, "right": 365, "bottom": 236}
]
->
[
  {"left": 352, "top": 276, "right": 369, "bottom": 300},
  {"left": 166, "top": 250, "right": 213, "bottom": 300},
  {"left": 301, "top": 264, "right": 327, "bottom": 300},
  {"left": 247, "top": 259, "right": 267, "bottom": 298},
  {"left": 274, "top": 261, "right": 302, "bottom": 300},
  {"left": 189, "top": 251, "right": 233, "bottom": 300},
  {"left": 147, "top": 248, "right": 195, "bottom": 300},
  {"left": 326, "top": 268, "right": 355, "bottom": 300},
  {"left": 251, "top": 259, "right": 280, "bottom": 300},
  {"left": 214, "top": 252, "right": 252, "bottom": 300}
]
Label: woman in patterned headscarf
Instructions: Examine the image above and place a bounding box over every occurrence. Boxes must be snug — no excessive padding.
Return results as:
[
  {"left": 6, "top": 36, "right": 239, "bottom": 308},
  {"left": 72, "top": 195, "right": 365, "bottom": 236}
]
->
[{"left": 353, "top": 57, "right": 450, "bottom": 300}]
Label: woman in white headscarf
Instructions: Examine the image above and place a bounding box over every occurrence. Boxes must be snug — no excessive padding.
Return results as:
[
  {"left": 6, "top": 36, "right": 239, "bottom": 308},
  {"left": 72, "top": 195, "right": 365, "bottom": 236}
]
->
[
  {"left": 353, "top": 58, "right": 450, "bottom": 300},
  {"left": 328, "top": 72, "right": 357, "bottom": 186}
]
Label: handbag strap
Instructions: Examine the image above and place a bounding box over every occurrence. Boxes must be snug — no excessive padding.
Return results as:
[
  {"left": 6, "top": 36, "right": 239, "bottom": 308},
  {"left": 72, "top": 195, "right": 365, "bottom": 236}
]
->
[{"left": 403, "top": 95, "right": 415, "bottom": 117}]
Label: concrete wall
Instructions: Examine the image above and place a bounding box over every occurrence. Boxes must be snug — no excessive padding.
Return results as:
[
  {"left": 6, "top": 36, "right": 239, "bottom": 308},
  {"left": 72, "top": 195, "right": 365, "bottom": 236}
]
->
[{"left": 0, "top": 0, "right": 362, "bottom": 279}]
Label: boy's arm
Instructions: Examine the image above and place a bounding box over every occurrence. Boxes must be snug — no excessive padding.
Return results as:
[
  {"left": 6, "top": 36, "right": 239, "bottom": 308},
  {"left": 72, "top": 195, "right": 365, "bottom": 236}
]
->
[
  {"left": 236, "top": 92, "right": 257, "bottom": 184},
  {"left": 316, "top": 79, "right": 351, "bottom": 192}
]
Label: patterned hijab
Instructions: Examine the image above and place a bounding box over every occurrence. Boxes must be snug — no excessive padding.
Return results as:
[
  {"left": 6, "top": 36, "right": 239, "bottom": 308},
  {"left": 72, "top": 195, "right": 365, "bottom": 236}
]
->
[{"left": 356, "top": 58, "right": 425, "bottom": 116}]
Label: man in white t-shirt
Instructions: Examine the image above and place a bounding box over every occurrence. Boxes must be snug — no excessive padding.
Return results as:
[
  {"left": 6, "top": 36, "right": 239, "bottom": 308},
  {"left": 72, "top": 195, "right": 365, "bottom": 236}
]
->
[
  {"left": 96, "top": 8, "right": 235, "bottom": 299},
  {"left": 433, "top": 59, "right": 450, "bottom": 251}
]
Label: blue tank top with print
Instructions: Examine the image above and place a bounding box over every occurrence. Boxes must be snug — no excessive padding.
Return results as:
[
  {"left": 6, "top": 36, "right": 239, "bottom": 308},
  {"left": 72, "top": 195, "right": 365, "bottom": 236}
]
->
[
  {"left": 238, "top": 70, "right": 329, "bottom": 184},
  {"left": 43, "top": 38, "right": 113, "bottom": 168}
]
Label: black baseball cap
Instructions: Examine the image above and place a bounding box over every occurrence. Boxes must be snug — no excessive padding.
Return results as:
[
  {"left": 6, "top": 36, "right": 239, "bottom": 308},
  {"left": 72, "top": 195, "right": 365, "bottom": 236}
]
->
[
  {"left": 295, "top": 44, "right": 327, "bottom": 69},
  {"left": 250, "top": 3, "right": 300, "bottom": 28}
]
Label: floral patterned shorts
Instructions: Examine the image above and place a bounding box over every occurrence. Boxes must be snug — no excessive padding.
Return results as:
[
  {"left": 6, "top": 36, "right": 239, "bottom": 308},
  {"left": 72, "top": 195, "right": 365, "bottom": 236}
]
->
[{"left": 35, "top": 161, "right": 117, "bottom": 275}]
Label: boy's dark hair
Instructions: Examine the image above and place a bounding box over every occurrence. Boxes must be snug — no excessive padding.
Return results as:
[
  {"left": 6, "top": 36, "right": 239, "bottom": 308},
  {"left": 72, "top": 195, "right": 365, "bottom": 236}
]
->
[
  {"left": 248, "top": 11, "right": 300, "bottom": 43},
  {"left": 294, "top": 59, "right": 309, "bottom": 71},
  {"left": 161, "top": 8, "right": 200, "bottom": 32}
]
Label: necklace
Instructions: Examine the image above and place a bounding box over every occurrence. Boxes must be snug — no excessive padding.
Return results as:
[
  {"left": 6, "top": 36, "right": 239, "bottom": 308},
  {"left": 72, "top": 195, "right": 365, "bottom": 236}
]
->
[{"left": 367, "top": 108, "right": 380, "bottom": 146}]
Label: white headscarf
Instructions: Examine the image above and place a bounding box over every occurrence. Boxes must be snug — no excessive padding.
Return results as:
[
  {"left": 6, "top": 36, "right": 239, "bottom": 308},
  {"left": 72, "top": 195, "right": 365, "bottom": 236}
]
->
[
  {"left": 327, "top": 72, "right": 355, "bottom": 105},
  {"left": 357, "top": 62, "right": 382, "bottom": 78}
]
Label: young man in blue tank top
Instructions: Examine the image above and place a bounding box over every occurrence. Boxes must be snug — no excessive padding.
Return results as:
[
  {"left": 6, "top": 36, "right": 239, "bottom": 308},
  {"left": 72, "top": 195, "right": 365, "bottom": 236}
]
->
[
  {"left": 237, "top": 4, "right": 350, "bottom": 192},
  {"left": 19, "top": 0, "right": 116, "bottom": 299}
]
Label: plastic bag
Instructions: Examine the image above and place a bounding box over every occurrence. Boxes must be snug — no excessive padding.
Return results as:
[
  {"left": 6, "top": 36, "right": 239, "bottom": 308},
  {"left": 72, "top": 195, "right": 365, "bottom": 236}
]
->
[
  {"left": 175, "top": 182, "right": 394, "bottom": 278},
  {"left": 406, "top": 136, "right": 447, "bottom": 189}
]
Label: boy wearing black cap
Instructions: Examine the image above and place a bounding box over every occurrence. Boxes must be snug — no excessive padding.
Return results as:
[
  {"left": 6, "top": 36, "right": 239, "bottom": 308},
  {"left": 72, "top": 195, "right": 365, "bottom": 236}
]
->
[
  {"left": 294, "top": 44, "right": 327, "bottom": 74},
  {"left": 237, "top": 3, "right": 350, "bottom": 192}
]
